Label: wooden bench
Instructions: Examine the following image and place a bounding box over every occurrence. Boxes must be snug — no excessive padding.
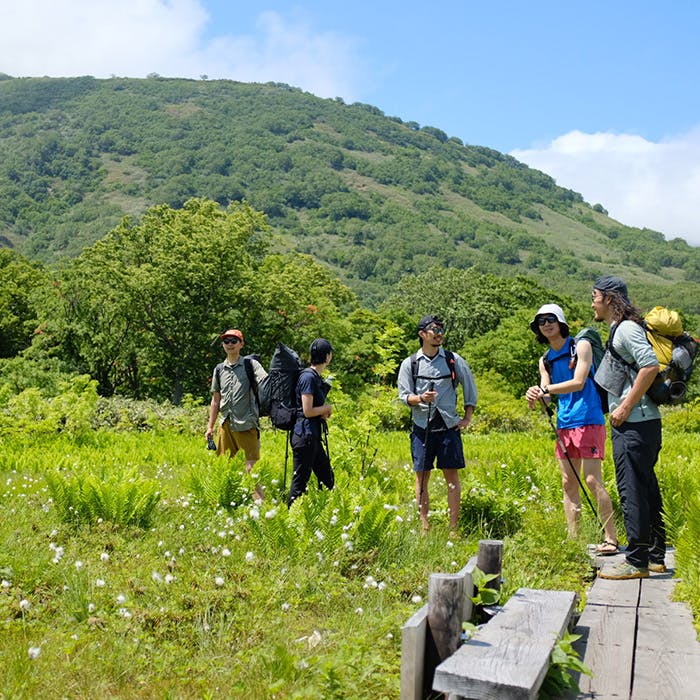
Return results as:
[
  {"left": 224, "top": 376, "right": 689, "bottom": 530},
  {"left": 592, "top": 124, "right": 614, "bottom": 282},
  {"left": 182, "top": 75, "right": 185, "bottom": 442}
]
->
[{"left": 432, "top": 587, "right": 577, "bottom": 700}]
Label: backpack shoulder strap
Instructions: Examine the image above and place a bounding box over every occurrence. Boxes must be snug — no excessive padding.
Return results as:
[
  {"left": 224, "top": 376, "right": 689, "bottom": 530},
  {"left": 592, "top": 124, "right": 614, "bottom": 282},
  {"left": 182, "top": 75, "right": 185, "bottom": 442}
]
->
[
  {"left": 243, "top": 357, "right": 260, "bottom": 410},
  {"left": 410, "top": 352, "right": 419, "bottom": 392},
  {"left": 444, "top": 350, "right": 457, "bottom": 388}
]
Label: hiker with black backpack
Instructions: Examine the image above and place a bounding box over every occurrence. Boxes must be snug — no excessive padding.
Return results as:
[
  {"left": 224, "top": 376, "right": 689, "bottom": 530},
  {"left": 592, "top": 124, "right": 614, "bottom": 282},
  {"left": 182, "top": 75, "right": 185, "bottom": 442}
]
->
[
  {"left": 525, "top": 304, "right": 618, "bottom": 553},
  {"left": 397, "top": 315, "right": 477, "bottom": 535},
  {"left": 287, "top": 339, "right": 335, "bottom": 508},
  {"left": 591, "top": 276, "right": 666, "bottom": 580},
  {"left": 206, "top": 329, "right": 268, "bottom": 502}
]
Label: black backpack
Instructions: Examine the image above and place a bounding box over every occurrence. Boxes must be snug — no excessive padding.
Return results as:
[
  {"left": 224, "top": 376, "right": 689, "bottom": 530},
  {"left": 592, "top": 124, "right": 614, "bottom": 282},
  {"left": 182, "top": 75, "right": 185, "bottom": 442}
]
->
[
  {"left": 214, "top": 355, "right": 270, "bottom": 416},
  {"left": 542, "top": 328, "right": 609, "bottom": 413},
  {"left": 268, "top": 343, "right": 305, "bottom": 430}
]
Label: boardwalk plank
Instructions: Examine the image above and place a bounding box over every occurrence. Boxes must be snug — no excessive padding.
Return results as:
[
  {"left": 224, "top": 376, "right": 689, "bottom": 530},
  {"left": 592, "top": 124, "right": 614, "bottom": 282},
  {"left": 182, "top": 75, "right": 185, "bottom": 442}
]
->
[{"left": 572, "top": 603, "right": 636, "bottom": 699}]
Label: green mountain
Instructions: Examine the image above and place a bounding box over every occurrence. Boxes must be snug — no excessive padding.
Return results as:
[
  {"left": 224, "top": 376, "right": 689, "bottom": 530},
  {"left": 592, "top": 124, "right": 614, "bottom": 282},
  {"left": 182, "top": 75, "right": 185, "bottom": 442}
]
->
[{"left": 1, "top": 75, "right": 699, "bottom": 311}]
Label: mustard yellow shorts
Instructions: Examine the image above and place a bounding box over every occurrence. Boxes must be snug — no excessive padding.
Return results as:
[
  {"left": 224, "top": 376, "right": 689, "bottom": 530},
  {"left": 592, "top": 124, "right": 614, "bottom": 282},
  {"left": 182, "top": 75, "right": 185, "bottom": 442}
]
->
[{"left": 217, "top": 421, "right": 260, "bottom": 462}]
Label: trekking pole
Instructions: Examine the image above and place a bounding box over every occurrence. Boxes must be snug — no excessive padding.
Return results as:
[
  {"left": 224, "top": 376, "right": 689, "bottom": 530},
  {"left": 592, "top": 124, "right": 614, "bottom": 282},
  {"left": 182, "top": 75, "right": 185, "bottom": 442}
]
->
[
  {"left": 418, "top": 381, "right": 435, "bottom": 512},
  {"left": 282, "top": 431, "right": 290, "bottom": 498},
  {"left": 539, "top": 397, "right": 603, "bottom": 531}
]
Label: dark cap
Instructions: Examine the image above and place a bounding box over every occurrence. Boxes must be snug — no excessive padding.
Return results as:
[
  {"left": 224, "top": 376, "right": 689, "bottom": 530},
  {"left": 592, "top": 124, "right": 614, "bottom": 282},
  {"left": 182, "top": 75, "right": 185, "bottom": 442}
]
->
[
  {"left": 417, "top": 315, "right": 443, "bottom": 332},
  {"left": 310, "top": 338, "right": 333, "bottom": 362},
  {"left": 593, "top": 275, "right": 629, "bottom": 300}
]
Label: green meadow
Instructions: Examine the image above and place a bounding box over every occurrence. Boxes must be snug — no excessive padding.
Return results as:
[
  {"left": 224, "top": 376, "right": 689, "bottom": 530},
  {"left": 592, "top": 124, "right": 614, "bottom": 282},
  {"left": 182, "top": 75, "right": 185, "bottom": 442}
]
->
[{"left": 1, "top": 387, "right": 699, "bottom": 698}]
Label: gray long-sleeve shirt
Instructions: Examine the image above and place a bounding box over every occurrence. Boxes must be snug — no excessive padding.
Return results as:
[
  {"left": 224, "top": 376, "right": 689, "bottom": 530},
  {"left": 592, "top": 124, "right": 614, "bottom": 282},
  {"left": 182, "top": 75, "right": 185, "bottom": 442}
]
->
[{"left": 397, "top": 348, "right": 477, "bottom": 429}]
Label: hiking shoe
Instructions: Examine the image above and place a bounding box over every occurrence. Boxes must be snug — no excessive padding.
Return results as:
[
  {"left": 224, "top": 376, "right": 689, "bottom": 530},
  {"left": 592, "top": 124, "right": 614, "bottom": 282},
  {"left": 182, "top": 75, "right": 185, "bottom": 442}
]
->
[
  {"left": 599, "top": 561, "right": 649, "bottom": 580},
  {"left": 649, "top": 562, "right": 667, "bottom": 573}
]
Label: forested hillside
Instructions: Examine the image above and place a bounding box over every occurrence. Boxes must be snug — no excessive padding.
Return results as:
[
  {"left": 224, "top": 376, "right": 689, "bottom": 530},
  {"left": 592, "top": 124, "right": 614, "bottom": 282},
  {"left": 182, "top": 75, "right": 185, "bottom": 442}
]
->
[{"left": 2, "top": 74, "right": 700, "bottom": 311}]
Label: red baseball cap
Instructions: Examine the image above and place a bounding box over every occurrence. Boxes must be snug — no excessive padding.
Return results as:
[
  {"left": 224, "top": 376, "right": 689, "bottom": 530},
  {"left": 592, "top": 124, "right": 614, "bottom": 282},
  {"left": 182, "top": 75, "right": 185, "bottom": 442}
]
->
[{"left": 220, "top": 329, "right": 244, "bottom": 342}]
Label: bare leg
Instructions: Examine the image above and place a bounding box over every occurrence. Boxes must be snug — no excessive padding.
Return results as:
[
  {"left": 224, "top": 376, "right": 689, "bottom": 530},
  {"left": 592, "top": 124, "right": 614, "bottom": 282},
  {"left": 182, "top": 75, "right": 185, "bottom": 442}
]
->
[
  {"left": 442, "top": 468, "right": 462, "bottom": 531},
  {"left": 415, "top": 470, "right": 431, "bottom": 530},
  {"left": 558, "top": 458, "right": 583, "bottom": 537},
  {"left": 246, "top": 459, "right": 264, "bottom": 502},
  {"left": 582, "top": 458, "right": 617, "bottom": 545}
]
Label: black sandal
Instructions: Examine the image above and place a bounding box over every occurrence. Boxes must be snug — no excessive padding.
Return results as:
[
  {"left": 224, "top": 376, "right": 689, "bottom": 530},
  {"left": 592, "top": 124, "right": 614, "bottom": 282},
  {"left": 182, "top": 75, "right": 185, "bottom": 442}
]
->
[{"left": 595, "top": 540, "right": 619, "bottom": 555}]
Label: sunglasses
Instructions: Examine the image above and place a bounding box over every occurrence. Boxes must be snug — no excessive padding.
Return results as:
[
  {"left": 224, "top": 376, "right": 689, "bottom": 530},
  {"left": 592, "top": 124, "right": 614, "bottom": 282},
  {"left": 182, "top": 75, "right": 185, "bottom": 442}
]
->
[
  {"left": 425, "top": 325, "right": 445, "bottom": 335},
  {"left": 537, "top": 315, "right": 559, "bottom": 326},
  {"left": 222, "top": 337, "right": 240, "bottom": 344}
]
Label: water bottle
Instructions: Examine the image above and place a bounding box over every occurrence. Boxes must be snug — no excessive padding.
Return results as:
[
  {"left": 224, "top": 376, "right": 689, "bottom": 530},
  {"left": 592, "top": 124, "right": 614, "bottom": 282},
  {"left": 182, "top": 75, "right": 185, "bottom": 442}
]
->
[{"left": 207, "top": 435, "right": 216, "bottom": 450}]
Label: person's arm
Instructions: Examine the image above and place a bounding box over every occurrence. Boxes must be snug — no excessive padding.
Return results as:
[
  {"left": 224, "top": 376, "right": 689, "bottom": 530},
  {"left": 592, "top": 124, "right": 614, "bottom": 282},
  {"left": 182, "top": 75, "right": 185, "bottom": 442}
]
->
[
  {"left": 548, "top": 340, "right": 592, "bottom": 395},
  {"left": 398, "top": 357, "right": 434, "bottom": 406},
  {"left": 301, "top": 392, "right": 332, "bottom": 419},
  {"left": 205, "top": 391, "right": 221, "bottom": 438},
  {"left": 525, "top": 356, "right": 552, "bottom": 409},
  {"left": 610, "top": 365, "right": 659, "bottom": 426},
  {"left": 455, "top": 355, "right": 477, "bottom": 428}
]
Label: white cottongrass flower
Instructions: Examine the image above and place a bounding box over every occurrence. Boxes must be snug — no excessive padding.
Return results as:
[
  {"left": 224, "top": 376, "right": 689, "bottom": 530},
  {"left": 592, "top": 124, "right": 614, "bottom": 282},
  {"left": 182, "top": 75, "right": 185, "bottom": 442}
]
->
[
  {"left": 95, "top": 579, "right": 106, "bottom": 588},
  {"left": 100, "top": 552, "right": 110, "bottom": 562},
  {"left": 164, "top": 574, "right": 174, "bottom": 584},
  {"left": 245, "top": 551, "right": 255, "bottom": 562},
  {"left": 221, "top": 548, "right": 231, "bottom": 557},
  {"left": 395, "top": 515, "right": 404, "bottom": 522},
  {"left": 215, "top": 576, "right": 225, "bottom": 587},
  {"left": 116, "top": 594, "right": 127, "bottom": 604},
  {"left": 152, "top": 571, "right": 163, "bottom": 583},
  {"left": 19, "top": 599, "right": 31, "bottom": 611},
  {"left": 411, "top": 595, "right": 423, "bottom": 604},
  {"left": 118, "top": 608, "right": 132, "bottom": 619},
  {"left": 218, "top": 531, "right": 227, "bottom": 539},
  {"left": 28, "top": 646, "right": 41, "bottom": 659},
  {"left": 88, "top": 603, "right": 96, "bottom": 613},
  {"left": 281, "top": 602, "right": 291, "bottom": 611},
  {"left": 249, "top": 507, "right": 260, "bottom": 521},
  {"left": 386, "top": 632, "right": 393, "bottom": 639},
  {"left": 265, "top": 509, "right": 277, "bottom": 519},
  {"left": 329, "top": 514, "right": 337, "bottom": 526},
  {"left": 314, "top": 529, "right": 324, "bottom": 541},
  {"left": 446, "top": 540, "right": 454, "bottom": 548},
  {"left": 355, "top": 607, "right": 364, "bottom": 614},
  {"left": 1, "top": 579, "right": 10, "bottom": 589},
  {"left": 378, "top": 581, "right": 386, "bottom": 591}
]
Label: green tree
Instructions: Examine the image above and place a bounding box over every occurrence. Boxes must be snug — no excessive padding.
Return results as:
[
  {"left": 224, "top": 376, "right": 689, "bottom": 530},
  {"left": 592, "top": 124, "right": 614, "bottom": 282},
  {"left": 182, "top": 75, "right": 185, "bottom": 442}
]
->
[
  {"left": 49, "top": 198, "right": 269, "bottom": 402},
  {"left": 0, "top": 249, "right": 47, "bottom": 358}
]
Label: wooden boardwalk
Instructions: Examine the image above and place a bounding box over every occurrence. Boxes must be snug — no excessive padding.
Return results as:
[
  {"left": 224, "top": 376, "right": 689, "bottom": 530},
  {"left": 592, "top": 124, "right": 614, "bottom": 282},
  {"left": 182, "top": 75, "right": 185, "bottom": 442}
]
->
[{"left": 568, "top": 548, "right": 700, "bottom": 699}]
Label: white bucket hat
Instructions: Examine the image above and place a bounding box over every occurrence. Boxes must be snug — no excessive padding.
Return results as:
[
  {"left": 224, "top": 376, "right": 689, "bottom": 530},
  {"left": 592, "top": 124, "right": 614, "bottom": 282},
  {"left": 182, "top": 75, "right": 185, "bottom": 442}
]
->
[{"left": 529, "top": 303, "right": 568, "bottom": 334}]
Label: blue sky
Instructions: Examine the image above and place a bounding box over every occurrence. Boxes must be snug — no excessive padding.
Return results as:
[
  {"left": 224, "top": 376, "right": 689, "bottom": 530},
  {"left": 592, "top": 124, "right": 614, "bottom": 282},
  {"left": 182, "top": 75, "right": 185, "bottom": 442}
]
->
[{"left": 2, "top": 1, "right": 700, "bottom": 244}]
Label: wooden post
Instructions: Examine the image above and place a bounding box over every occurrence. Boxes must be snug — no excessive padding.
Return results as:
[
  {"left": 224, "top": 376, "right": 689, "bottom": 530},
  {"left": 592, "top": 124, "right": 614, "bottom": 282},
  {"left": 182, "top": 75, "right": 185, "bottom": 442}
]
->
[
  {"left": 428, "top": 573, "right": 464, "bottom": 661},
  {"left": 476, "top": 539, "right": 503, "bottom": 593}
]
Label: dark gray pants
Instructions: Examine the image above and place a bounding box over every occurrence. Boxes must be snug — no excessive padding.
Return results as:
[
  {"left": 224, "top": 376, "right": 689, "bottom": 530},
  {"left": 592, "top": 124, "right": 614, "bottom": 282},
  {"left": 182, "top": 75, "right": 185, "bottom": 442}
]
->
[{"left": 611, "top": 419, "right": 665, "bottom": 568}]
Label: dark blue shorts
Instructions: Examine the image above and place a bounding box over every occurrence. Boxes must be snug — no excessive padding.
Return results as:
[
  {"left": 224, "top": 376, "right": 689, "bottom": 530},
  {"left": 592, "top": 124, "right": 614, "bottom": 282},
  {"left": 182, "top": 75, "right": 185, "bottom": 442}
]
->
[{"left": 410, "top": 425, "right": 465, "bottom": 472}]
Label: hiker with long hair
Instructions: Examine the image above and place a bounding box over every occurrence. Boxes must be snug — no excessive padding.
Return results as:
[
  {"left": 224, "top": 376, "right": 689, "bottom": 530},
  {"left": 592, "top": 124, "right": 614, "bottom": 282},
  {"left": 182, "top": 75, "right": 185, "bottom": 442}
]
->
[
  {"left": 287, "top": 338, "right": 335, "bottom": 507},
  {"left": 591, "top": 276, "right": 665, "bottom": 580},
  {"left": 397, "top": 315, "right": 477, "bottom": 535},
  {"left": 525, "top": 304, "right": 618, "bottom": 552}
]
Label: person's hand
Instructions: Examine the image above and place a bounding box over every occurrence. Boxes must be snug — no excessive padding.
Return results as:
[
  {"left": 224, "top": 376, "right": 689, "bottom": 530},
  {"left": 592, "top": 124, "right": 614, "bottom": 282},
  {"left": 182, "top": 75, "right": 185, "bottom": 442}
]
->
[
  {"left": 456, "top": 415, "right": 471, "bottom": 431},
  {"left": 525, "top": 385, "right": 543, "bottom": 408},
  {"left": 421, "top": 390, "right": 437, "bottom": 404},
  {"left": 610, "top": 403, "right": 631, "bottom": 427},
  {"left": 322, "top": 403, "right": 332, "bottom": 419},
  {"left": 205, "top": 427, "right": 213, "bottom": 439}
]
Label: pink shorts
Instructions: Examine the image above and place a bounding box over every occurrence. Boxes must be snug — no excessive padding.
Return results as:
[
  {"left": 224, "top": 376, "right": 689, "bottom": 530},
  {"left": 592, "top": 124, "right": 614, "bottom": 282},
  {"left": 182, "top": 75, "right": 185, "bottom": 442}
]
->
[{"left": 555, "top": 424, "right": 606, "bottom": 460}]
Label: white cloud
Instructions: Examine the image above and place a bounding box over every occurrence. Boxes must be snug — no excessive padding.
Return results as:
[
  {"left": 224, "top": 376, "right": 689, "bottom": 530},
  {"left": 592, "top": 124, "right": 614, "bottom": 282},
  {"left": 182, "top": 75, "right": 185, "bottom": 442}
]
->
[
  {"left": 0, "top": 1, "right": 361, "bottom": 100},
  {"left": 511, "top": 129, "right": 700, "bottom": 246}
]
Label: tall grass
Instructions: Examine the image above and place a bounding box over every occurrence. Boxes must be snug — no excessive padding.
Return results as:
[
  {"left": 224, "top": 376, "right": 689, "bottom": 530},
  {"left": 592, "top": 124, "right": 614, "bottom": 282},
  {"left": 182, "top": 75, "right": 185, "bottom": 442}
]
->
[{"left": 1, "top": 408, "right": 698, "bottom": 697}]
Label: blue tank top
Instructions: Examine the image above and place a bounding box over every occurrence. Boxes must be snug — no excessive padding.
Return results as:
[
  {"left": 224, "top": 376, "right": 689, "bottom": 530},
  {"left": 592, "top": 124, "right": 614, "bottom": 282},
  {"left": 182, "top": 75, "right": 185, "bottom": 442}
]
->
[{"left": 546, "top": 338, "right": 605, "bottom": 429}]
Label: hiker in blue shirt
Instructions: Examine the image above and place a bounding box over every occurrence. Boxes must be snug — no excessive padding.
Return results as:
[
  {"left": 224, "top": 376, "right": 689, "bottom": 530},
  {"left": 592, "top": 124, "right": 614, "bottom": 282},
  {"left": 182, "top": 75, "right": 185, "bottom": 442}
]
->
[
  {"left": 287, "top": 338, "right": 335, "bottom": 507},
  {"left": 525, "top": 304, "right": 618, "bottom": 553},
  {"left": 398, "top": 315, "right": 477, "bottom": 535},
  {"left": 591, "top": 276, "right": 665, "bottom": 580}
]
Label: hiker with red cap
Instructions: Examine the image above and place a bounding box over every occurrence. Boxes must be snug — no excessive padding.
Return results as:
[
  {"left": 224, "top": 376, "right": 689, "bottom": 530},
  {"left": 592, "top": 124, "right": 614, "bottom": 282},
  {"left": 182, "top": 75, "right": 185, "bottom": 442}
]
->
[{"left": 206, "top": 329, "right": 268, "bottom": 501}]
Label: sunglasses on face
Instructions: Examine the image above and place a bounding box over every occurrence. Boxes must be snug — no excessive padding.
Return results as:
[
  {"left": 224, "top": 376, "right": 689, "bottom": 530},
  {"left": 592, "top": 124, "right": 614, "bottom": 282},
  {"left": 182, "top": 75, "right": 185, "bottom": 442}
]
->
[
  {"left": 222, "top": 337, "right": 240, "bottom": 345},
  {"left": 426, "top": 326, "right": 445, "bottom": 335},
  {"left": 537, "top": 315, "right": 559, "bottom": 326}
]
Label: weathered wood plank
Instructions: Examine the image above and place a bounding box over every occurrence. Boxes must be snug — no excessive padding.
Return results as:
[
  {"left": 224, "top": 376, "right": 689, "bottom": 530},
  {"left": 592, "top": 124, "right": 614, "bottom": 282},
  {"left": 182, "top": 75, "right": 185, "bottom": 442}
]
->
[
  {"left": 571, "top": 604, "right": 636, "bottom": 699},
  {"left": 432, "top": 588, "right": 575, "bottom": 700},
  {"left": 632, "top": 649, "right": 700, "bottom": 700},
  {"left": 400, "top": 604, "right": 428, "bottom": 700},
  {"left": 428, "top": 573, "right": 464, "bottom": 661},
  {"left": 585, "top": 575, "right": 640, "bottom": 607}
]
